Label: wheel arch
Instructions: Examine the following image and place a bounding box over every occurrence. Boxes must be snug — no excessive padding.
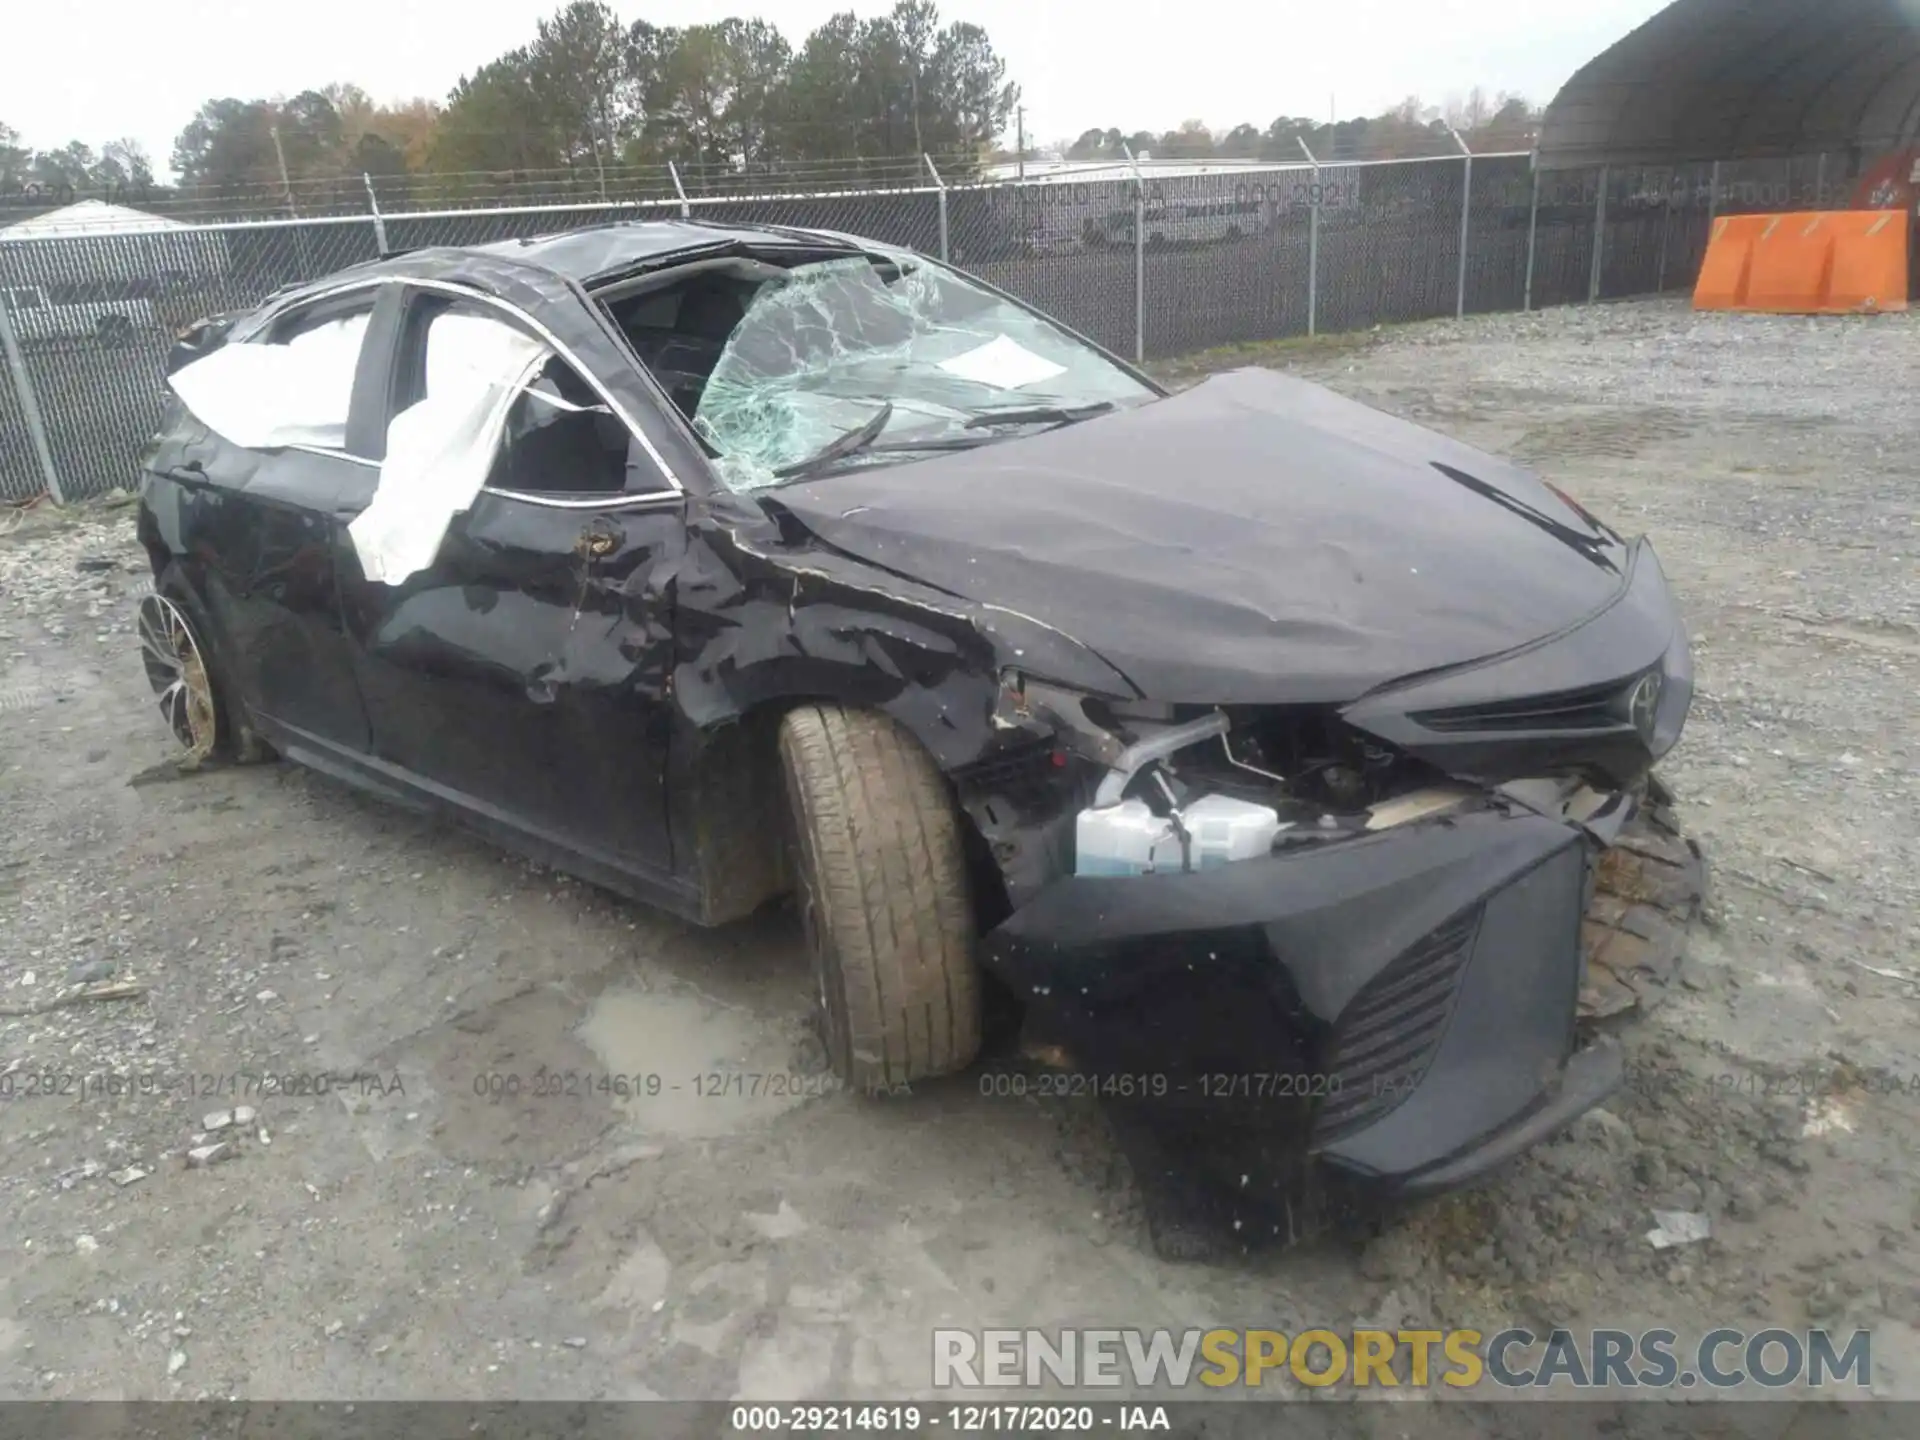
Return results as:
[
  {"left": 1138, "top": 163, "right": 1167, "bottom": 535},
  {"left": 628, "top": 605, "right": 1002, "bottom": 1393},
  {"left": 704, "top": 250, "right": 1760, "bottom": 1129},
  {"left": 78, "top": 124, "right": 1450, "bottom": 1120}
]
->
[{"left": 673, "top": 678, "right": 1014, "bottom": 932}]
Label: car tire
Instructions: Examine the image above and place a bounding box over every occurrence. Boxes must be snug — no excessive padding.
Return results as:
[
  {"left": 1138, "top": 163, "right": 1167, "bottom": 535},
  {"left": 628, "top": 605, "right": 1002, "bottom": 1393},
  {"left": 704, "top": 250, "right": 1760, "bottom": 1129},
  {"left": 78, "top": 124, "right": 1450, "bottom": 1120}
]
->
[
  {"left": 778, "top": 704, "right": 982, "bottom": 1090},
  {"left": 138, "top": 566, "right": 275, "bottom": 765}
]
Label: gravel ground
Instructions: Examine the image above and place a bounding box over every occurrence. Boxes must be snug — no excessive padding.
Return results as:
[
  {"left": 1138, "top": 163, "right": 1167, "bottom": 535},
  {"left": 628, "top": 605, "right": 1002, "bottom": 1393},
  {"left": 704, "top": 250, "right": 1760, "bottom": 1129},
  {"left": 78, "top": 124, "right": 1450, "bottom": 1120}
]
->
[{"left": 1, "top": 295, "right": 1917, "bottom": 1412}]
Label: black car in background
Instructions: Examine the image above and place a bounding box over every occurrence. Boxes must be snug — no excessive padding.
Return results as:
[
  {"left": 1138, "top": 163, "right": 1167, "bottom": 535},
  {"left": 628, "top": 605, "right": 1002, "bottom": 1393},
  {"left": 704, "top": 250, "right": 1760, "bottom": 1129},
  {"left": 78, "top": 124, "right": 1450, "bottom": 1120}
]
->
[{"left": 135, "top": 220, "right": 1705, "bottom": 1257}]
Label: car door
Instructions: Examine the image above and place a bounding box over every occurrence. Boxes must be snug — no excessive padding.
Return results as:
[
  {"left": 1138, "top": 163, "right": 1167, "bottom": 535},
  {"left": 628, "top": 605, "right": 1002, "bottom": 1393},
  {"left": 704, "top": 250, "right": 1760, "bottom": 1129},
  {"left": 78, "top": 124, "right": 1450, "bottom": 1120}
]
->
[
  {"left": 333, "top": 284, "right": 685, "bottom": 876},
  {"left": 153, "top": 282, "right": 391, "bottom": 753}
]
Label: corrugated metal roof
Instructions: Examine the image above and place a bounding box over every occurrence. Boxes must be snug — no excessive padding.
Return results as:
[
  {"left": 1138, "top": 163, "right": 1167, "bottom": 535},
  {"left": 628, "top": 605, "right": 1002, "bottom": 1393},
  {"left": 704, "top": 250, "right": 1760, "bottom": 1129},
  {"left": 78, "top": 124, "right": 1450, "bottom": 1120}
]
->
[
  {"left": 1537, "top": 0, "right": 1920, "bottom": 170},
  {"left": 0, "top": 199, "right": 188, "bottom": 239},
  {"left": 981, "top": 159, "right": 1299, "bottom": 184}
]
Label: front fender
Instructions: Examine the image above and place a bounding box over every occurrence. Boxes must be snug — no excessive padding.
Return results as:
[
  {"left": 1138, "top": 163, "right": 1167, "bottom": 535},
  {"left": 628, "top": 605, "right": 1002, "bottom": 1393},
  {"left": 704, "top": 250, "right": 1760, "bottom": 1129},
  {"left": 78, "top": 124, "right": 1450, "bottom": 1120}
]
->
[
  {"left": 672, "top": 509, "right": 1133, "bottom": 773},
  {"left": 666, "top": 506, "right": 1130, "bottom": 924}
]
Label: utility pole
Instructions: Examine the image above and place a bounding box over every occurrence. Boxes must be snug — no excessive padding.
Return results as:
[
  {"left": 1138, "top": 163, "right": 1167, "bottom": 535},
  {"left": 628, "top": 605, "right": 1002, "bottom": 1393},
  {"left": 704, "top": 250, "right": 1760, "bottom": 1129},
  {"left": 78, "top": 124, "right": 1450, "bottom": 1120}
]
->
[
  {"left": 592, "top": 107, "right": 609, "bottom": 202},
  {"left": 270, "top": 125, "right": 299, "bottom": 218},
  {"left": 1015, "top": 105, "right": 1026, "bottom": 249},
  {"left": 271, "top": 121, "right": 313, "bottom": 279}
]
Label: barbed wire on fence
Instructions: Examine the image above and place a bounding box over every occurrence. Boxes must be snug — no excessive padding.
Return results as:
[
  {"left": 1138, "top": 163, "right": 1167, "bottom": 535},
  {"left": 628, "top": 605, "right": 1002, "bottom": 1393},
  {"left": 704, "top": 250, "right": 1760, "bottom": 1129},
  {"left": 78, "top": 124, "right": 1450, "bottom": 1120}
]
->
[{"left": 1, "top": 146, "right": 1908, "bottom": 506}]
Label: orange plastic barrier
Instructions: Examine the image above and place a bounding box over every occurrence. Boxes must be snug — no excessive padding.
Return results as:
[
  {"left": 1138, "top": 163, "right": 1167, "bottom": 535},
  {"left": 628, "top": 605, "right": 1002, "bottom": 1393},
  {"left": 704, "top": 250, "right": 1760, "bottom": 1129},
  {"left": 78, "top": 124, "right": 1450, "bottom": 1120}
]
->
[{"left": 1693, "top": 210, "right": 1908, "bottom": 314}]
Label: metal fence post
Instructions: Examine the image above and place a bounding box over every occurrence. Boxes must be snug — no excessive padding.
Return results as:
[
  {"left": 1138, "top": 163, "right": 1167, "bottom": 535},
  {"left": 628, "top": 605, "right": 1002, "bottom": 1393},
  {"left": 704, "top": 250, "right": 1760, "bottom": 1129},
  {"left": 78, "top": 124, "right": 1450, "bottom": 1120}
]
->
[
  {"left": 1707, "top": 160, "right": 1721, "bottom": 226},
  {"left": 363, "top": 172, "right": 390, "bottom": 255},
  {"left": 1588, "top": 165, "right": 1609, "bottom": 304},
  {"left": 1656, "top": 168, "right": 1674, "bottom": 292},
  {"left": 1523, "top": 148, "right": 1541, "bottom": 311},
  {"left": 668, "top": 162, "right": 691, "bottom": 219},
  {"left": 1298, "top": 137, "right": 1320, "bottom": 335},
  {"left": 923, "top": 153, "right": 949, "bottom": 262},
  {"left": 1122, "top": 141, "right": 1144, "bottom": 364},
  {"left": 0, "top": 299, "right": 66, "bottom": 505},
  {"left": 1448, "top": 126, "right": 1472, "bottom": 319}
]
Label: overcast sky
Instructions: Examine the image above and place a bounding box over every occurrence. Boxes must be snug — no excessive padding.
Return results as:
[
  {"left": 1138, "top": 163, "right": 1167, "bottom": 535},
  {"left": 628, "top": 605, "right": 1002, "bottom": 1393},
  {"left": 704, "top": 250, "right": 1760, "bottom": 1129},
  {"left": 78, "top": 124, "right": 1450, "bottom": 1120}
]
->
[{"left": 10, "top": 0, "right": 1671, "bottom": 173}]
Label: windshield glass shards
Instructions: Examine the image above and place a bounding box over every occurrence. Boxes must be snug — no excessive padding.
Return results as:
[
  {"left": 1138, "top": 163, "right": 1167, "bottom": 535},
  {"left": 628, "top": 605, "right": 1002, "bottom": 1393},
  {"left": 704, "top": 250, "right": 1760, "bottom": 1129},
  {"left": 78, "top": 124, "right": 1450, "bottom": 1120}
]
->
[{"left": 690, "top": 253, "right": 1153, "bottom": 491}]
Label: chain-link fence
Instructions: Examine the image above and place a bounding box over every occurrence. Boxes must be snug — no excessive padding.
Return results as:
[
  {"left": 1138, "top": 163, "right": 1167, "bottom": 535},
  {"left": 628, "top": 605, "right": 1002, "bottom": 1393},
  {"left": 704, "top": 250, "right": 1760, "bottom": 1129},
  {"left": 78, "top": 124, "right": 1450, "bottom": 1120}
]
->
[{"left": 1, "top": 147, "right": 1908, "bottom": 503}]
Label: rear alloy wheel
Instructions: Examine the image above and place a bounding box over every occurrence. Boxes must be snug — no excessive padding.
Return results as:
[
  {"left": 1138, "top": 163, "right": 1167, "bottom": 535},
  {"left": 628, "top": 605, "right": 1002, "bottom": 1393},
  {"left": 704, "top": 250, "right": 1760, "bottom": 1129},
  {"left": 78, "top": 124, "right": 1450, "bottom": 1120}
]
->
[
  {"left": 137, "top": 583, "right": 273, "bottom": 764},
  {"left": 137, "top": 592, "right": 220, "bottom": 761},
  {"left": 778, "top": 704, "right": 982, "bottom": 1091}
]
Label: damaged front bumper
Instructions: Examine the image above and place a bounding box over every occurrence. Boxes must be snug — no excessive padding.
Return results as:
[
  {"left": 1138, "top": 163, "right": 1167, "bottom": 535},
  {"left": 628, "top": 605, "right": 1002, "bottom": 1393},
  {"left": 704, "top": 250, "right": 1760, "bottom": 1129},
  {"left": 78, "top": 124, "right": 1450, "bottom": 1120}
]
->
[{"left": 983, "top": 801, "right": 1639, "bottom": 1200}]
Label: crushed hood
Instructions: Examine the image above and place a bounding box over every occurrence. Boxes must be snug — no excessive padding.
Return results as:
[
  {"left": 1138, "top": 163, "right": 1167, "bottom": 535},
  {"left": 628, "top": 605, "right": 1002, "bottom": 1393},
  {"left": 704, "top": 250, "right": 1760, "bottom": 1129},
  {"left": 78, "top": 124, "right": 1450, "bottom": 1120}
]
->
[{"left": 769, "top": 368, "right": 1631, "bottom": 704}]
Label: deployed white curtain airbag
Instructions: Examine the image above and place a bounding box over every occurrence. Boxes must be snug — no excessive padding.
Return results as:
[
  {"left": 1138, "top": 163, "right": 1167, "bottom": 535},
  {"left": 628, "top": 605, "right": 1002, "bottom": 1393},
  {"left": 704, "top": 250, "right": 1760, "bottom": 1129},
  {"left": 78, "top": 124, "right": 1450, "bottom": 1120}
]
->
[
  {"left": 166, "top": 313, "right": 371, "bottom": 451},
  {"left": 346, "top": 315, "right": 549, "bottom": 586}
]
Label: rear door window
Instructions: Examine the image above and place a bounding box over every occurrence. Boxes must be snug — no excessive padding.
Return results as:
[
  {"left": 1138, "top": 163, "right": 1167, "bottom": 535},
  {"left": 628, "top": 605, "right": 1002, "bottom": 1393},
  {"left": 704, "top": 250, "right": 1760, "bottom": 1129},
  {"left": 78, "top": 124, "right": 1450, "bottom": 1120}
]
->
[{"left": 166, "top": 291, "right": 377, "bottom": 454}]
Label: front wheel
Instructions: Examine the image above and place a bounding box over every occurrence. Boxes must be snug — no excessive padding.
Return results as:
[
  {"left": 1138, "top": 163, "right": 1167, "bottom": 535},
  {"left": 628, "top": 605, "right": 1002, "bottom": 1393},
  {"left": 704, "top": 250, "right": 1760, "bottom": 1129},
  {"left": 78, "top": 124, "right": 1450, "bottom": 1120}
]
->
[{"left": 778, "top": 705, "right": 982, "bottom": 1090}]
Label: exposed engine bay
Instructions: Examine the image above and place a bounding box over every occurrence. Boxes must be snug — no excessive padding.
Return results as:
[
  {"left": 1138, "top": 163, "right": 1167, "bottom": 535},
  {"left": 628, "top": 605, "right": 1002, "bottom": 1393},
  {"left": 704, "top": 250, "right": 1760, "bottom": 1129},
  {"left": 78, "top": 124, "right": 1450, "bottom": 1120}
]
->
[{"left": 956, "top": 674, "right": 1647, "bottom": 920}]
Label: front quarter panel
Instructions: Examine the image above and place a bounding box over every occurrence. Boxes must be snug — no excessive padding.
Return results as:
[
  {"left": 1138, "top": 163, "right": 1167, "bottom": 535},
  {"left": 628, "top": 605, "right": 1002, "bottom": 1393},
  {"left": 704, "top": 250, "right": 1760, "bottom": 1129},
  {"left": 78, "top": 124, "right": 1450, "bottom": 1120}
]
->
[
  {"left": 662, "top": 490, "right": 1135, "bottom": 924},
  {"left": 671, "top": 493, "right": 1135, "bottom": 769}
]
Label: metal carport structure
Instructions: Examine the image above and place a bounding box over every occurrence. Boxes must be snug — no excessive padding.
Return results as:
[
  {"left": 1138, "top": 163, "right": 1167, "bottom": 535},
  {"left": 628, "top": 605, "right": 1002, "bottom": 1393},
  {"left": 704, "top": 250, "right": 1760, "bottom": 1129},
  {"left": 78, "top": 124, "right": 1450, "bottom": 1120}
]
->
[
  {"left": 1536, "top": 0, "right": 1920, "bottom": 169},
  {"left": 1520, "top": 0, "right": 1920, "bottom": 306}
]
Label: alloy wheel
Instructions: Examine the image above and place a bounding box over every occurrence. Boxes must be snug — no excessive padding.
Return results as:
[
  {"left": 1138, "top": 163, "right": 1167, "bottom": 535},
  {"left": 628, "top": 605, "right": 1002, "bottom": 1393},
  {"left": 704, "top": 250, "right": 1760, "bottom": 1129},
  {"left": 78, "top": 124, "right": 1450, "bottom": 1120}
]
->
[{"left": 137, "top": 593, "right": 218, "bottom": 760}]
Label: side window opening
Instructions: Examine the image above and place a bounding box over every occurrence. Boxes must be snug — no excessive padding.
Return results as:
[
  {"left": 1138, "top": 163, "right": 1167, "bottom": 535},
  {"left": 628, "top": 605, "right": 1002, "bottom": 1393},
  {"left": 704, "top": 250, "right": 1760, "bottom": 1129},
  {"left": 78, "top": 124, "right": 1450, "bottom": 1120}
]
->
[
  {"left": 390, "top": 298, "right": 636, "bottom": 498},
  {"left": 260, "top": 301, "right": 374, "bottom": 451},
  {"left": 600, "top": 263, "right": 772, "bottom": 420},
  {"left": 489, "top": 355, "right": 629, "bottom": 496}
]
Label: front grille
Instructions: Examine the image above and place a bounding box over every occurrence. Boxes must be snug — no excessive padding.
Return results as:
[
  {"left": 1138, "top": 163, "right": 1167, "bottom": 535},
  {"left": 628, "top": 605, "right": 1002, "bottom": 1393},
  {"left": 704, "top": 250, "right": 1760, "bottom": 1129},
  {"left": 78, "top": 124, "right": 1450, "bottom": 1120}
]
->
[
  {"left": 1311, "top": 907, "right": 1480, "bottom": 1144},
  {"left": 1412, "top": 681, "right": 1626, "bottom": 734}
]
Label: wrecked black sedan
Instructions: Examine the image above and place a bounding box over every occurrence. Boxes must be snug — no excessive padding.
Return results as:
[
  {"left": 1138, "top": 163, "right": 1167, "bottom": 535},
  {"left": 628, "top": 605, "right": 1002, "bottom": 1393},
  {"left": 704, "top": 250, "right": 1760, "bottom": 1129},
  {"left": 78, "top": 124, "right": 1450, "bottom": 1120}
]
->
[{"left": 135, "top": 220, "right": 1705, "bottom": 1253}]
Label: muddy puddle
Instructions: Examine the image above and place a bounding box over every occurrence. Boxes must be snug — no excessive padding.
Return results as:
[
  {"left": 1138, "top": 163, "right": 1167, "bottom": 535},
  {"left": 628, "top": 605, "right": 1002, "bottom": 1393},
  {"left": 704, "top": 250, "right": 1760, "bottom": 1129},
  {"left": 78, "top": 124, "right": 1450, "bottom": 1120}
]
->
[{"left": 578, "top": 986, "right": 813, "bottom": 1137}]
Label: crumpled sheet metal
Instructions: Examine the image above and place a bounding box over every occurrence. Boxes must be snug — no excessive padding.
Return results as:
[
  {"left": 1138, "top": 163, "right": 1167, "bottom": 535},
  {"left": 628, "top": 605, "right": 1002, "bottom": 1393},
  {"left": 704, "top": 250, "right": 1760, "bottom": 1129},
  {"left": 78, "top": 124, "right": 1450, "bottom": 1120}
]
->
[{"left": 1579, "top": 797, "right": 1709, "bottom": 1021}]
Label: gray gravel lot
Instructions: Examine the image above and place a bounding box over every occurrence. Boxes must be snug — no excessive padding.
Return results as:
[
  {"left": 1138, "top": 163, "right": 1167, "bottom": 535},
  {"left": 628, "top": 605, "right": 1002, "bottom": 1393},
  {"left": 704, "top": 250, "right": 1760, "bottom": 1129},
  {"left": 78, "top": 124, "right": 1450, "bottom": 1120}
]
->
[{"left": 1, "top": 295, "right": 1917, "bottom": 1410}]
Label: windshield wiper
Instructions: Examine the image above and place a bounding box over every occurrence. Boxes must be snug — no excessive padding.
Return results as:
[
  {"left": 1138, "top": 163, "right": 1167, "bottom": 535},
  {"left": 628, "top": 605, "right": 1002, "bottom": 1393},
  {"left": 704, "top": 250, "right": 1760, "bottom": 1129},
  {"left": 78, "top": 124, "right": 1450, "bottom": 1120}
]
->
[
  {"left": 772, "top": 402, "right": 895, "bottom": 480},
  {"left": 963, "top": 401, "right": 1115, "bottom": 430},
  {"left": 767, "top": 434, "right": 1002, "bottom": 484}
]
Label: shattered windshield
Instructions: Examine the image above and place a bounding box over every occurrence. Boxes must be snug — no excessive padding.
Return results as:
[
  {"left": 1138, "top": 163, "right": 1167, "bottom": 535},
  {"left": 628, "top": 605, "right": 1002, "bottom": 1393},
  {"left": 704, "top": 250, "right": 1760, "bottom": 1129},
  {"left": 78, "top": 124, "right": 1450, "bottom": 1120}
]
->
[{"left": 692, "top": 252, "right": 1154, "bottom": 491}]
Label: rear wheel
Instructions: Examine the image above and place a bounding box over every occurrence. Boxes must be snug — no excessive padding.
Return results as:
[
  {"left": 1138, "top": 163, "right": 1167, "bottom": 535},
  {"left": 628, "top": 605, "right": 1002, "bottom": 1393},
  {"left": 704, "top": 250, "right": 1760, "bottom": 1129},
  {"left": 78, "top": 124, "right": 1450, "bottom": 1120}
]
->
[
  {"left": 778, "top": 704, "right": 982, "bottom": 1090},
  {"left": 137, "top": 570, "right": 273, "bottom": 764}
]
